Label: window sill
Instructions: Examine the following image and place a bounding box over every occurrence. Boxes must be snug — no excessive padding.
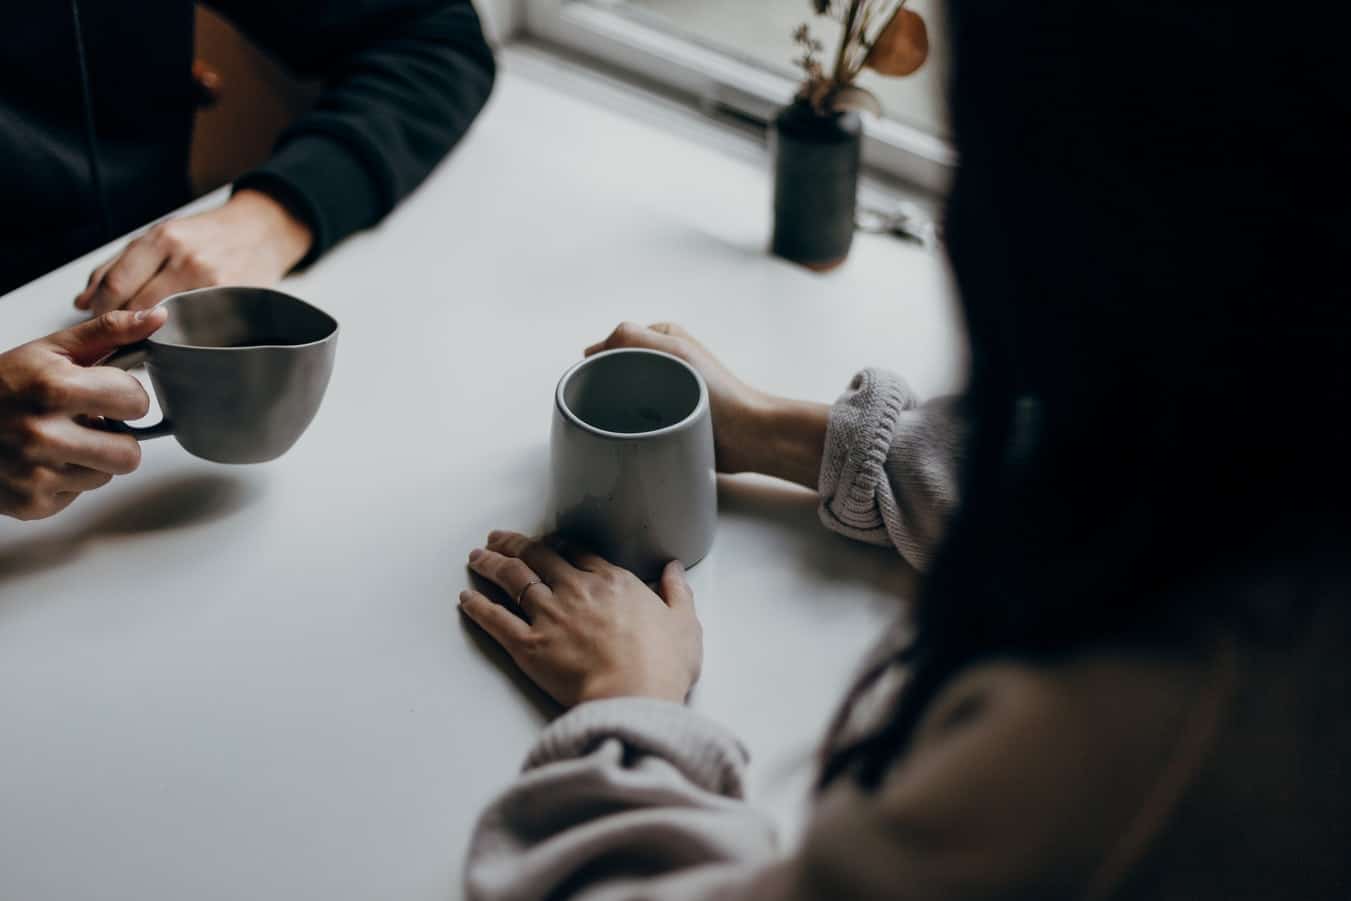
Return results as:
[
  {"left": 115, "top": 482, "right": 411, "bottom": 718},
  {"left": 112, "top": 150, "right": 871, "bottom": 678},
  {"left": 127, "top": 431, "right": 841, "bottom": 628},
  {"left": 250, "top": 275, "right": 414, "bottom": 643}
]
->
[{"left": 502, "top": 41, "right": 945, "bottom": 246}]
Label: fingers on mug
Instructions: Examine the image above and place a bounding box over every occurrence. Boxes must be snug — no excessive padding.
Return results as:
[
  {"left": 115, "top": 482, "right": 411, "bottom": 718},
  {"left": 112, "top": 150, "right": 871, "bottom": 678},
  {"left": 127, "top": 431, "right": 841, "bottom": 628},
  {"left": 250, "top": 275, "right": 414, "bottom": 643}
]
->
[{"left": 98, "top": 341, "right": 173, "bottom": 440}]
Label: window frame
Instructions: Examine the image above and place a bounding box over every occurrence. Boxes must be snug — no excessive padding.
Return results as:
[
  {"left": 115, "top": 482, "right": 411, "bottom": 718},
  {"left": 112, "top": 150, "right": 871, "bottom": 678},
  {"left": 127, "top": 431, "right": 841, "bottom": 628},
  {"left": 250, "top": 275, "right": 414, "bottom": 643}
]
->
[{"left": 520, "top": 0, "right": 956, "bottom": 195}]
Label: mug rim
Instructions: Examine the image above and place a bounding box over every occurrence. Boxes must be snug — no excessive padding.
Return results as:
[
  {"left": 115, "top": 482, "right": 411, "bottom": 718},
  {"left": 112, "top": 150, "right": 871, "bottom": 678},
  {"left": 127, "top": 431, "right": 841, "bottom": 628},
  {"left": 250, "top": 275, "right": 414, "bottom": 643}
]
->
[
  {"left": 555, "top": 348, "right": 710, "bottom": 441},
  {"left": 144, "top": 286, "right": 340, "bottom": 351}
]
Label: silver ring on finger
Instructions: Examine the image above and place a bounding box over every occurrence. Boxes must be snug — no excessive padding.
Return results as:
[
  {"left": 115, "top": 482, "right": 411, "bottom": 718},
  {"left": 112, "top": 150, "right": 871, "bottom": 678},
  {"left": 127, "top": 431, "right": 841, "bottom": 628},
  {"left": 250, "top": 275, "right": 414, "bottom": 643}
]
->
[{"left": 516, "top": 577, "right": 545, "bottom": 608}]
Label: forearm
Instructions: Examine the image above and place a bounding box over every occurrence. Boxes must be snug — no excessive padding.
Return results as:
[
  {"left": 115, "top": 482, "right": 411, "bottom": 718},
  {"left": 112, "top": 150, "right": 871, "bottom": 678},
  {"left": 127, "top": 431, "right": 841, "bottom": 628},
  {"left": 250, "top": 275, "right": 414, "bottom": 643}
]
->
[
  {"left": 588, "top": 325, "right": 963, "bottom": 562},
  {"left": 736, "top": 395, "right": 830, "bottom": 490},
  {"left": 466, "top": 698, "right": 777, "bottom": 901},
  {"left": 218, "top": 0, "right": 496, "bottom": 259},
  {"left": 724, "top": 369, "right": 964, "bottom": 567},
  {"left": 222, "top": 189, "right": 313, "bottom": 273}
]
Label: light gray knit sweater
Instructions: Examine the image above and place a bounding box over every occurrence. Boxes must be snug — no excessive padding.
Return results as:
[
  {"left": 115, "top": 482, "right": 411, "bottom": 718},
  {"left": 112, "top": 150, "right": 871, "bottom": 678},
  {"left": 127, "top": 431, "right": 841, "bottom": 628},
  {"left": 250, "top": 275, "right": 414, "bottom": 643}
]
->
[
  {"left": 465, "top": 368, "right": 963, "bottom": 899},
  {"left": 464, "top": 370, "right": 1346, "bottom": 901}
]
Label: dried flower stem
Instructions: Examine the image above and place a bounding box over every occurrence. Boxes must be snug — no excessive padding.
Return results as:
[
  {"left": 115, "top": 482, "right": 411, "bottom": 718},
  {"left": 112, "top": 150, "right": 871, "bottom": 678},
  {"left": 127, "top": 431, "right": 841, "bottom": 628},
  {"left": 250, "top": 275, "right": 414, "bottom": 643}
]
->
[
  {"left": 795, "top": 0, "right": 924, "bottom": 114},
  {"left": 831, "top": 1, "right": 863, "bottom": 87}
]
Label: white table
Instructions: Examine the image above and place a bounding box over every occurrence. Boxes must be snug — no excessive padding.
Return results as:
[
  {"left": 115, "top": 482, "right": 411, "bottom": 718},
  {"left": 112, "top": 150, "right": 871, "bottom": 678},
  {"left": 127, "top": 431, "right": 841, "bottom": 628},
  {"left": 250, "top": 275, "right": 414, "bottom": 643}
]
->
[{"left": 0, "top": 53, "right": 964, "bottom": 901}]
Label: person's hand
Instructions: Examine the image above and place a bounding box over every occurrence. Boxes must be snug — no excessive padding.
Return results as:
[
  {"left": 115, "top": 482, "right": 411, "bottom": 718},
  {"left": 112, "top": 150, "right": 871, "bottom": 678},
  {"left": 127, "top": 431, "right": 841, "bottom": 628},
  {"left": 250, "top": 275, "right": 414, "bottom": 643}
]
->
[
  {"left": 0, "top": 309, "right": 167, "bottom": 520},
  {"left": 74, "top": 189, "right": 312, "bottom": 316},
  {"left": 459, "top": 530, "right": 702, "bottom": 708},
  {"left": 586, "top": 322, "right": 829, "bottom": 488},
  {"left": 586, "top": 322, "right": 772, "bottom": 473}
]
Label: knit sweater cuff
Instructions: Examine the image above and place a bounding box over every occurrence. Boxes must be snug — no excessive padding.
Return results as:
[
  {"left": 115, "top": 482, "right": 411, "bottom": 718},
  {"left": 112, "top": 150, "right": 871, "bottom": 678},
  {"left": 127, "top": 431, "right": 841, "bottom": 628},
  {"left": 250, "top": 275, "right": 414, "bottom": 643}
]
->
[
  {"left": 818, "top": 368, "right": 919, "bottom": 541},
  {"left": 234, "top": 129, "right": 387, "bottom": 268},
  {"left": 526, "top": 698, "right": 752, "bottom": 799}
]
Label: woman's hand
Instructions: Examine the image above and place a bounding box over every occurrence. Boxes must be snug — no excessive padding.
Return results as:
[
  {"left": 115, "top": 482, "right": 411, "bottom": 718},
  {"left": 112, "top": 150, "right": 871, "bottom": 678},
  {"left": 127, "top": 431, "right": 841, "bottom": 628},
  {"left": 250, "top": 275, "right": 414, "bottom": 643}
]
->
[
  {"left": 586, "top": 322, "right": 830, "bottom": 489},
  {"left": 0, "top": 309, "right": 167, "bottom": 520},
  {"left": 587, "top": 322, "right": 768, "bottom": 474},
  {"left": 75, "top": 189, "right": 313, "bottom": 315},
  {"left": 459, "top": 530, "right": 702, "bottom": 708}
]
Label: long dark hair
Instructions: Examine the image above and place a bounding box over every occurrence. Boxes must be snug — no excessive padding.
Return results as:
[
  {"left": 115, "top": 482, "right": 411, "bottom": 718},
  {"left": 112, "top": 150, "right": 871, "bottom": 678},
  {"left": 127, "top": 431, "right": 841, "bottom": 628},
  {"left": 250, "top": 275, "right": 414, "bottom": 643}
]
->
[{"left": 825, "top": 0, "right": 1351, "bottom": 788}]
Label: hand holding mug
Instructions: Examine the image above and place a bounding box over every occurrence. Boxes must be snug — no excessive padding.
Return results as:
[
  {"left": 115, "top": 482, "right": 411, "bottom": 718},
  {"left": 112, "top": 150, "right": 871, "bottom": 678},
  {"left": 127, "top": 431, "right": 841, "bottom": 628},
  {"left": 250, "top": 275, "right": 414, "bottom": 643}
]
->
[
  {"left": 460, "top": 531, "right": 702, "bottom": 708},
  {"left": 0, "top": 309, "right": 167, "bottom": 520},
  {"left": 585, "top": 322, "right": 830, "bottom": 490},
  {"left": 101, "top": 287, "right": 339, "bottom": 464},
  {"left": 586, "top": 322, "right": 769, "bottom": 475}
]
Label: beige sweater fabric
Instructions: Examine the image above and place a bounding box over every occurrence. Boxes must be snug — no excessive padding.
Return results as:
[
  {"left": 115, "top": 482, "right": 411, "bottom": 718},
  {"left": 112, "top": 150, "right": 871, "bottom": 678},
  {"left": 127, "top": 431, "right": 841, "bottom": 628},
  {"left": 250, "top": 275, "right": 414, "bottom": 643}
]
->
[{"left": 463, "top": 369, "right": 1349, "bottom": 900}]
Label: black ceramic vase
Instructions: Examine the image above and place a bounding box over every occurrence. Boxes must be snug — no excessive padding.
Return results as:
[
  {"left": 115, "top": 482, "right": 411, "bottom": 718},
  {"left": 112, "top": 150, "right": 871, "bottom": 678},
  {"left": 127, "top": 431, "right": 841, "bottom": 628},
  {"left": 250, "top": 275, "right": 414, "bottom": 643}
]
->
[{"left": 770, "top": 99, "right": 862, "bottom": 271}]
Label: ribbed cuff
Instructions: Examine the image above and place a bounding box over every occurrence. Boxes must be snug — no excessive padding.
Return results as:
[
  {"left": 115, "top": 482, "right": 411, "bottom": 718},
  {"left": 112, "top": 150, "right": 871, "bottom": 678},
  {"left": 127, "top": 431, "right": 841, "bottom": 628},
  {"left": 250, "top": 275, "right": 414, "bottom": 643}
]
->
[
  {"left": 818, "top": 368, "right": 918, "bottom": 540},
  {"left": 234, "top": 129, "right": 386, "bottom": 268},
  {"left": 526, "top": 698, "right": 752, "bottom": 799}
]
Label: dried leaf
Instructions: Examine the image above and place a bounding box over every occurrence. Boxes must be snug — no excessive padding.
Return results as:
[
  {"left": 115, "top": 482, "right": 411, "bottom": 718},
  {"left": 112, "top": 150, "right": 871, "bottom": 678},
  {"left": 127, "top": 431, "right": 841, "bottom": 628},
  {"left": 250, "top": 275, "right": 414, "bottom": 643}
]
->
[
  {"left": 864, "top": 8, "right": 928, "bottom": 76},
  {"left": 829, "top": 85, "right": 882, "bottom": 116}
]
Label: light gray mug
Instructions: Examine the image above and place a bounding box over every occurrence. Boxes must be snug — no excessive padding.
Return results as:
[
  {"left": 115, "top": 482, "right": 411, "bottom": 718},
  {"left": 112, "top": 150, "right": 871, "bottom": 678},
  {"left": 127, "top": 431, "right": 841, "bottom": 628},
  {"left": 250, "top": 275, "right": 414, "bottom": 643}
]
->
[
  {"left": 551, "top": 348, "right": 717, "bottom": 581},
  {"left": 101, "top": 286, "right": 339, "bottom": 464}
]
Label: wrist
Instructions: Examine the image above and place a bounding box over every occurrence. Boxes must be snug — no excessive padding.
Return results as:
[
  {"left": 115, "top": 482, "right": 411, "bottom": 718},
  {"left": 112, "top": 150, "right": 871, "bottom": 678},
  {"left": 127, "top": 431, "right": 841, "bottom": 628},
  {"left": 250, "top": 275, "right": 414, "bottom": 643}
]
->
[
  {"left": 229, "top": 188, "right": 314, "bottom": 273},
  {"left": 744, "top": 395, "right": 830, "bottom": 490},
  {"left": 576, "top": 673, "right": 690, "bottom": 706}
]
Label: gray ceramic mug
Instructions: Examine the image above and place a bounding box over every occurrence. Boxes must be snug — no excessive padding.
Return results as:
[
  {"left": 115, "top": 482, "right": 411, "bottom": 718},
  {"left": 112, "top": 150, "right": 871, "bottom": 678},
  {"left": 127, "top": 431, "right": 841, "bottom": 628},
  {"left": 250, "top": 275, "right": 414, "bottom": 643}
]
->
[
  {"left": 101, "top": 286, "right": 339, "bottom": 464},
  {"left": 551, "top": 348, "right": 717, "bottom": 580}
]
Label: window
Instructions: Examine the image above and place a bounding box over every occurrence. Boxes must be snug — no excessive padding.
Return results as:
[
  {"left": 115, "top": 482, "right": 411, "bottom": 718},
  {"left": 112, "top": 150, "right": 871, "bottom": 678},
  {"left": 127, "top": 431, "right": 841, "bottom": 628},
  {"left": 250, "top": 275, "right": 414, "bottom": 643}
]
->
[{"left": 523, "top": 0, "right": 956, "bottom": 193}]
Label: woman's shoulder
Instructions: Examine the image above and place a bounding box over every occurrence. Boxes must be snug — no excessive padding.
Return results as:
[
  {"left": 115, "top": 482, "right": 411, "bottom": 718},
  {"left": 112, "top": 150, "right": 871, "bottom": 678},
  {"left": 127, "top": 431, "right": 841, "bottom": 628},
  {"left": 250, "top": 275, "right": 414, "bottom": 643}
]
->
[
  {"left": 799, "top": 647, "right": 1233, "bottom": 900},
  {"left": 802, "top": 586, "right": 1351, "bottom": 901}
]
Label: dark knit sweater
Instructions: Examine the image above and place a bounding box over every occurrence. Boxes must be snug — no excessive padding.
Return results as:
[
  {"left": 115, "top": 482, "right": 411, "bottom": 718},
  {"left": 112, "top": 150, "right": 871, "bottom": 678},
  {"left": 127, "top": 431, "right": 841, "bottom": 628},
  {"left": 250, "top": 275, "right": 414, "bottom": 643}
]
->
[{"left": 0, "top": 0, "right": 495, "bottom": 295}]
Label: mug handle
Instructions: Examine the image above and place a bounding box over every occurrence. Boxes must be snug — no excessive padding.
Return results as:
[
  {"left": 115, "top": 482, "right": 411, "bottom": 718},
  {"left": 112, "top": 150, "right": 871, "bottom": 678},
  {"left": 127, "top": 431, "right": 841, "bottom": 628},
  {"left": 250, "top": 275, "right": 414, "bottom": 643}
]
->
[{"left": 98, "top": 341, "right": 174, "bottom": 440}]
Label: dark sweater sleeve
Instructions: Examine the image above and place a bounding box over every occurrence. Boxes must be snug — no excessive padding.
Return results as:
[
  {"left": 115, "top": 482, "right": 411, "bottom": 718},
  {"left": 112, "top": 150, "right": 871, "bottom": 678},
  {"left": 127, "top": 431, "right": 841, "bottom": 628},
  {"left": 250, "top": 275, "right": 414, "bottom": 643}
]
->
[{"left": 207, "top": 0, "right": 496, "bottom": 263}]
